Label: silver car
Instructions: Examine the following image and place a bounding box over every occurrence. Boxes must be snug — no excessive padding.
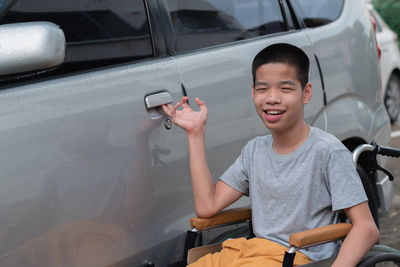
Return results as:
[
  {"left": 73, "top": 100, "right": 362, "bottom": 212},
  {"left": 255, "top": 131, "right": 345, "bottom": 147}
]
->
[
  {"left": 368, "top": 3, "right": 400, "bottom": 123},
  {"left": 0, "top": 0, "right": 392, "bottom": 266}
]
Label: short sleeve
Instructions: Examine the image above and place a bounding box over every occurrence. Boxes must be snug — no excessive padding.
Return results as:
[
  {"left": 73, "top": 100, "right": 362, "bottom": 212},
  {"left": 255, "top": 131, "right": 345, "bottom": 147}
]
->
[
  {"left": 325, "top": 150, "right": 368, "bottom": 211},
  {"left": 219, "top": 146, "right": 250, "bottom": 196}
]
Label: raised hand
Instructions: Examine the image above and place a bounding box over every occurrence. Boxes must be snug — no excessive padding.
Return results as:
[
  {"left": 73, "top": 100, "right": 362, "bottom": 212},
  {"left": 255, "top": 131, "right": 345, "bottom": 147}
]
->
[{"left": 162, "top": 96, "right": 208, "bottom": 136}]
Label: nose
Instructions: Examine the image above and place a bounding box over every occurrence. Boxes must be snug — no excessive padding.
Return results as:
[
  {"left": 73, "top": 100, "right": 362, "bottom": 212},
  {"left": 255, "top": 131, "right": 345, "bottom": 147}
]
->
[{"left": 266, "top": 89, "right": 281, "bottom": 104}]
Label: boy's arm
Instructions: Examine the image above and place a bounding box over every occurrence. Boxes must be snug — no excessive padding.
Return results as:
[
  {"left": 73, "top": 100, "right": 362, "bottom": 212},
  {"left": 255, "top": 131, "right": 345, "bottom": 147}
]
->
[
  {"left": 332, "top": 201, "right": 379, "bottom": 267},
  {"left": 162, "top": 97, "right": 243, "bottom": 218}
]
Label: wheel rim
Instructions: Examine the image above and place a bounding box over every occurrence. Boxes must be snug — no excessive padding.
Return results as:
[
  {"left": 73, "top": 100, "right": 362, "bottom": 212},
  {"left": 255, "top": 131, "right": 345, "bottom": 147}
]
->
[{"left": 385, "top": 75, "right": 400, "bottom": 122}]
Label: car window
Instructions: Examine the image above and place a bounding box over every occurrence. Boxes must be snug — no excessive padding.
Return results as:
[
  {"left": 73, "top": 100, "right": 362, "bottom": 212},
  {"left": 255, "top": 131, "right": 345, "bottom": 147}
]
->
[
  {"left": 0, "top": 0, "right": 153, "bottom": 75},
  {"left": 166, "top": 0, "right": 287, "bottom": 53},
  {"left": 291, "top": 0, "right": 344, "bottom": 28}
]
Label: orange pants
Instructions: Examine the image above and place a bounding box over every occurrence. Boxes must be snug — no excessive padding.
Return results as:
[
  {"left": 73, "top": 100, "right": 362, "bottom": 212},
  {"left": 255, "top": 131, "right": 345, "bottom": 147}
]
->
[{"left": 188, "top": 237, "right": 312, "bottom": 267}]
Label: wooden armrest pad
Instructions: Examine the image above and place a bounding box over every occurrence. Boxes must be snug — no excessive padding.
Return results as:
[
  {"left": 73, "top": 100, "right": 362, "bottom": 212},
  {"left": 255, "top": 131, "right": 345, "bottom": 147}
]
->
[
  {"left": 289, "top": 223, "right": 352, "bottom": 248},
  {"left": 190, "top": 207, "right": 251, "bottom": 230}
]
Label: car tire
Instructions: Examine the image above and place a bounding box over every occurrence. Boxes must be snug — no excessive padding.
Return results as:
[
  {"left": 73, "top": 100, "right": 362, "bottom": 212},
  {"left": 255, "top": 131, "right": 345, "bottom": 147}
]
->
[
  {"left": 357, "top": 165, "right": 380, "bottom": 228},
  {"left": 384, "top": 73, "right": 400, "bottom": 124}
]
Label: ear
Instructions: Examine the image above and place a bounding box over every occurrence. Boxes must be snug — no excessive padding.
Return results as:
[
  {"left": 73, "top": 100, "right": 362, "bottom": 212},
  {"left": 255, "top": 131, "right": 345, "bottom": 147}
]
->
[
  {"left": 251, "top": 84, "right": 255, "bottom": 99},
  {"left": 303, "top": 83, "right": 312, "bottom": 104}
]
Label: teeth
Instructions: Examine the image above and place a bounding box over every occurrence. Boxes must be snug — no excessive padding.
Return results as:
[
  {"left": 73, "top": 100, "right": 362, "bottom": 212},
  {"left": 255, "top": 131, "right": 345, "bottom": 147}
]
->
[{"left": 266, "top": 110, "right": 284, "bottom": 115}]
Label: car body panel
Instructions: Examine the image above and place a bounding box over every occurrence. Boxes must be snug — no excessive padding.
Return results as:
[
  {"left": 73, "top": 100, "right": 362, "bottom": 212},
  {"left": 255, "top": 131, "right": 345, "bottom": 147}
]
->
[
  {"left": 0, "top": 57, "right": 194, "bottom": 266},
  {"left": 369, "top": 5, "right": 400, "bottom": 92},
  {"left": 302, "top": 0, "right": 382, "bottom": 111},
  {"left": 367, "top": 4, "right": 400, "bottom": 122}
]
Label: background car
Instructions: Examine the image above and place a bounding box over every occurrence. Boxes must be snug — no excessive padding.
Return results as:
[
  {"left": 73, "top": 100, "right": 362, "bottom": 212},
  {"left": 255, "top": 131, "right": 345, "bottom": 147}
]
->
[
  {"left": 0, "top": 0, "right": 393, "bottom": 266},
  {"left": 368, "top": 3, "right": 400, "bottom": 123}
]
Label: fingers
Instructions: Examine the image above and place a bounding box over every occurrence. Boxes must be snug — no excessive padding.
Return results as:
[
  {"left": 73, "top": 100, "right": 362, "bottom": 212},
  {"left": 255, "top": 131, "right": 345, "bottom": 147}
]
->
[
  {"left": 162, "top": 102, "right": 180, "bottom": 117},
  {"left": 195, "top": 97, "right": 204, "bottom": 106},
  {"left": 161, "top": 104, "right": 171, "bottom": 116},
  {"left": 195, "top": 97, "right": 208, "bottom": 112},
  {"left": 162, "top": 96, "right": 205, "bottom": 117},
  {"left": 174, "top": 102, "right": 182, "bottom": 110},
  {"left": 180, "top": 96, "right": 189, "bottom": 108}
]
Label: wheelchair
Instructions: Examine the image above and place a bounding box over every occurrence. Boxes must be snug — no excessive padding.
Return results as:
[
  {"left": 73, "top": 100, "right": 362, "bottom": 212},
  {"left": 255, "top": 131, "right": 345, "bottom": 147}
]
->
[{"left": 183, "top": 143, "right": 400, "bottom": 266}]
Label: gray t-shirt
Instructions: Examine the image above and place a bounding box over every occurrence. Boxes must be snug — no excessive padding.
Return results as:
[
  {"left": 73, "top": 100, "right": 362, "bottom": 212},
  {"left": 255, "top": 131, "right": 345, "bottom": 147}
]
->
[{"left": 219, "top": 126, "right": 367, "bottom": 261}]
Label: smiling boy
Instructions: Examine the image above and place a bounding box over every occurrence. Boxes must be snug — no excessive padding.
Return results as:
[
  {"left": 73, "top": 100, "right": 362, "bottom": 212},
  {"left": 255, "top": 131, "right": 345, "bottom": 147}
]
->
[{"left": 162, "top": 43, "right": 379, "bottom": 266}]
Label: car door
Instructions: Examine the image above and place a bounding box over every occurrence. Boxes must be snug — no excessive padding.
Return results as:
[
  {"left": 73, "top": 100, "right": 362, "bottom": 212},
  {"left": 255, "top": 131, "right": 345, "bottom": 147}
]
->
[
  {"left": 0, "top": 0, "right": 192, "bottom": 266},
  {"left": 163, "top": 0, "right": 326, "bottom": 203}
]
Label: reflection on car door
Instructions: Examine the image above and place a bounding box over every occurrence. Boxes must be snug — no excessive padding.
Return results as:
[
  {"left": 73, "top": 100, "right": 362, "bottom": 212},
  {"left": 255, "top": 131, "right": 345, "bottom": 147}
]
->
[{"left": 0, "top": 56, "right": 189, "bottom": 266}]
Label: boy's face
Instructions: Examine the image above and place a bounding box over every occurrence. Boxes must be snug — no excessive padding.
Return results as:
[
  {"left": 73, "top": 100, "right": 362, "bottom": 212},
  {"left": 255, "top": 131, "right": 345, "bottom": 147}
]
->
[{"left": 252, "top": 63, "right": 312, "bottom": 134}]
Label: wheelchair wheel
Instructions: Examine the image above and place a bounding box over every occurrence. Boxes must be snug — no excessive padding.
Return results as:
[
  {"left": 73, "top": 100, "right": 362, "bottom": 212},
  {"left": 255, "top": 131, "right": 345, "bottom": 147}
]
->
[
  {"left": 375, "top": 262, "right": 400, "bottom": 267},
  {"left": 358, "top": 253, "right": 400, "bottom": 267},
  {"left": 358, "top": 245, "right": 400, "bottom": 267}
]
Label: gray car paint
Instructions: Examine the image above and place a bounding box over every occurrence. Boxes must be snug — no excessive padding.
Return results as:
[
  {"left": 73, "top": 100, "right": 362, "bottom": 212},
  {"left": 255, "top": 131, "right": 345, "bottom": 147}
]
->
[{"left": 0, "top": 0, "right": 392, "bottom": 266}]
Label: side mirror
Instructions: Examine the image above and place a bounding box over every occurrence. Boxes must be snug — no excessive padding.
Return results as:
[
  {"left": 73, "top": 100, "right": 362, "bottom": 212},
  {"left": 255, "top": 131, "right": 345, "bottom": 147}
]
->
[{"left": 0, "top": 21, "right": 66, "bottom": 76}]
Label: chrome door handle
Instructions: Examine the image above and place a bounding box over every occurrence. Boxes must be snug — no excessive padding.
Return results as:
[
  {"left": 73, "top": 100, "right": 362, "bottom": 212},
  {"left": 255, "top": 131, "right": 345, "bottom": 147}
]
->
[{"left": 144, "top": 91, "right": 173, "bottom": 109}]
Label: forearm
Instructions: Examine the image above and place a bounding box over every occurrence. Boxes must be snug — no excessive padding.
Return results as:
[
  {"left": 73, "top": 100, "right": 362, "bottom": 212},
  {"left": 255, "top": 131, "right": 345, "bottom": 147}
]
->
[
  {"left": 332, "top": 221, "right": 379, "bottom": 267},
  {"left": 162, "top": 97, "right": 239, "bottom": 217},
  {"left": 187, "top": 133, "right": 217, "bottom": 217}
]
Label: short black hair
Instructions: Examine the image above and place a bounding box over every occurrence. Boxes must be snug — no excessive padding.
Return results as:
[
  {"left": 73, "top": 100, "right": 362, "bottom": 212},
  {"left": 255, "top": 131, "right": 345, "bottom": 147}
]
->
[{"left": 252, "top": 43, "right": 310, "bottom": 89}]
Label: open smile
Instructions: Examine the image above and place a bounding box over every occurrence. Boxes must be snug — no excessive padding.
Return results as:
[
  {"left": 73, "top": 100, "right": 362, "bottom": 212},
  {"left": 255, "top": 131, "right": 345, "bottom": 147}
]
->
[{"left": 263, "top": 110, "right": 286, "bottom": 122}]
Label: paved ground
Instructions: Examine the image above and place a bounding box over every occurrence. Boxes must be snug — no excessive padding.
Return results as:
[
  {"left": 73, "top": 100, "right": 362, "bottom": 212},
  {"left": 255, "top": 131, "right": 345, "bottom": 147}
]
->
[{"left": 378, "top": 120, "right": 400, "bottom": 251}]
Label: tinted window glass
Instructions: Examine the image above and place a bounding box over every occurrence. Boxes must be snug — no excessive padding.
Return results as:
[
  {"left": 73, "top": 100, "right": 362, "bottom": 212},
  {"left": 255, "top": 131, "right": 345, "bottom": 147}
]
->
[
  {"left": 1, "top": 0, "right": 152, "bottom": 74},
  {"left": 167, "top": 0, "right": 287, "bottom": 52},
  {"left": 292, "top": 0, "right": 344, "bottom": 28}
]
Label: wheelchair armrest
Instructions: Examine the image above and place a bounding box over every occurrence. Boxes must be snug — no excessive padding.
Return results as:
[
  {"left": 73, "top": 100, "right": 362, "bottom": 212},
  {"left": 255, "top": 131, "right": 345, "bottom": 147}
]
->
[
  {"left": 190, "top": 207, "right": 251, "bottom": 231},
  {"left": 289, "top": 223, "right": 352, "bottom": 249}
]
